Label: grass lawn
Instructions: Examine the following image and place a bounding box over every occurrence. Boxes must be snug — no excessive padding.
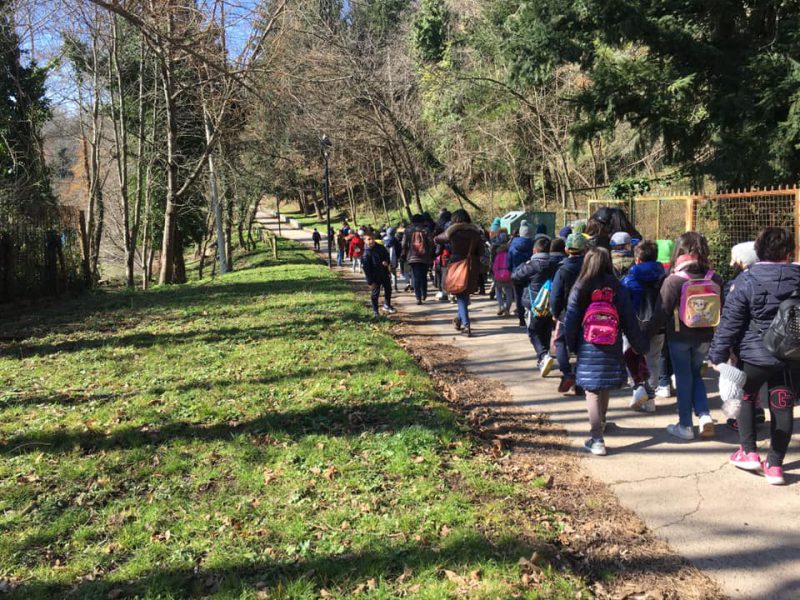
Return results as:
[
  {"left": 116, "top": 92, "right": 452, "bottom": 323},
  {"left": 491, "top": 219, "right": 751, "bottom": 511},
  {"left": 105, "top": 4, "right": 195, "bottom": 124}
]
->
[{"left": 0, "top": 241, "right": 587, "bottom": 599}]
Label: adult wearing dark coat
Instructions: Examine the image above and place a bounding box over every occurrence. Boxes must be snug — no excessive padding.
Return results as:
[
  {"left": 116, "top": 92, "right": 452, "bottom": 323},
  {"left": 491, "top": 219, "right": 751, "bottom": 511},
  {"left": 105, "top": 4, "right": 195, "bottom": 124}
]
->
[
  {"left": 402, "top": 214, "right": 435, "bottom": 304},
  {"left": 709, "top": 227, "right": 800, "bottom": 484},
  {"left": 507, "top": 221, "right": 535, "bottom": 326},
  {"left": 434, "top": 209, "right": 482, "bottom": 336}
]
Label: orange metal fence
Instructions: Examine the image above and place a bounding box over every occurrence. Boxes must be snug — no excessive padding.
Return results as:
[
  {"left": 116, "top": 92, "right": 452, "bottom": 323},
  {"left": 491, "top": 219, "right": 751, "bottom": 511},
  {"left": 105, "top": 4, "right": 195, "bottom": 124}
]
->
[{"left": 584, "top": 187, "right": 800, "bottom": 262}]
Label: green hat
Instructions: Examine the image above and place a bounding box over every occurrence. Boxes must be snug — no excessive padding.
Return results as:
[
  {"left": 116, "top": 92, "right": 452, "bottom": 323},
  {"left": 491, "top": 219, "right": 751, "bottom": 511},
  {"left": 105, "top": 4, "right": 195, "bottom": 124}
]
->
[
  {"left": 656, "top": 239, "right": 674, "bottom": 263},
  {"left": 566, "top": 233, "right": 586, "bottom": 252}
]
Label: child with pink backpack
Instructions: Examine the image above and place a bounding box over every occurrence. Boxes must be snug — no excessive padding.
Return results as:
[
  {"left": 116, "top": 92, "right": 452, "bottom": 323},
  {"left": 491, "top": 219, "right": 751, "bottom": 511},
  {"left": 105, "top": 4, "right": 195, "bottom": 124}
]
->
[
  {"left": 565, "top": 247, "right": 648, "bottom": 456},
  {"left": 492, "top": 234, "right": 514, "bottom": 316},
  {"left": 656, "top": 232, "right": 723, "bottom": 441}
]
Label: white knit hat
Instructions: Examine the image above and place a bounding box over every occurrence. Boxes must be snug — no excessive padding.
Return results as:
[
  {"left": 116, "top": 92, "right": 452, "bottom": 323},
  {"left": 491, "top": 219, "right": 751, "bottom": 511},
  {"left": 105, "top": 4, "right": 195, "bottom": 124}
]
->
[{"left": 730, "top": 241, "right": 757, "bottom": 268}]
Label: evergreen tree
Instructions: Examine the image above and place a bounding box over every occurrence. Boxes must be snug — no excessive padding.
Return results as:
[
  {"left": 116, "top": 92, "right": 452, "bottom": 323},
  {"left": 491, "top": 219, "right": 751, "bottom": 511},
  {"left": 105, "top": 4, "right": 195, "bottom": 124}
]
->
[{"left": 0, "top": 8, "right": 52, "bottom": 208}]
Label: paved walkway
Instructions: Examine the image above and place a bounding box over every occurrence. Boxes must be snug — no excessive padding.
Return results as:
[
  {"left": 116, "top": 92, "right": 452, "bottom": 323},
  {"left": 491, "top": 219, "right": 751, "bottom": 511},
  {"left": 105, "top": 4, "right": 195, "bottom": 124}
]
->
[{"left": 258, "top": 212, "right": 800, "bottom": 600}]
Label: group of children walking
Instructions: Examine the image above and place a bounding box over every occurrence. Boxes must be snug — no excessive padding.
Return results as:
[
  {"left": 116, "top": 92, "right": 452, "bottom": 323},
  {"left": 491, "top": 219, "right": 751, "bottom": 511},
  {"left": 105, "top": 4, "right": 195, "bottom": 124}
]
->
[{"left": 329, "top": 210, "right": 800, "bottom": 486}]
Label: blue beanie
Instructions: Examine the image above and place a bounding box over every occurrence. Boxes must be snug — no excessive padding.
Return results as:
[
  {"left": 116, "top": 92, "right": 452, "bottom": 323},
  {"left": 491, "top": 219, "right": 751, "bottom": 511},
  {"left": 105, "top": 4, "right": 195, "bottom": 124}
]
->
[
  {"left": 559, "top": 226, "right": 572, "bottom": 240},
  {"left": 490, "top": 217, "right": 502, "bottom": 232}
]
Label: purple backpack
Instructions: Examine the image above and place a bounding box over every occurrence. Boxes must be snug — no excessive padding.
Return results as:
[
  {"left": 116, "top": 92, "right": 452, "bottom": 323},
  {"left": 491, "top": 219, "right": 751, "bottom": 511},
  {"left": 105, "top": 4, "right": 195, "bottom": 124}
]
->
[{"left": 582, "top": 287, "right": 620, "bottom": 346}]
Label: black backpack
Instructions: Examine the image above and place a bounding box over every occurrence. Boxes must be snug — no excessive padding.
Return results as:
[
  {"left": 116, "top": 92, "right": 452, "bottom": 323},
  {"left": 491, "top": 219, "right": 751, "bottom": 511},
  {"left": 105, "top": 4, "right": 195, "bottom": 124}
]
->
[
  {"left": 636, "top": 282, "right": 661, "bottom": 333},
  {"left": 750, "top": 291, "right": 800, "bottom": 364}
]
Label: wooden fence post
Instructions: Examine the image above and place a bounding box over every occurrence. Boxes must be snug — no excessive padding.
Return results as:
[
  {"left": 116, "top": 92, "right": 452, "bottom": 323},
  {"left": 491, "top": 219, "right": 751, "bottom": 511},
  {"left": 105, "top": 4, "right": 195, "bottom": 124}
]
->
[
  {"left": 795, "top": 186, "right": 800, "bottom": 261},
  {"left": 685, "top": 196, "right": 696, "bottom": 231}
]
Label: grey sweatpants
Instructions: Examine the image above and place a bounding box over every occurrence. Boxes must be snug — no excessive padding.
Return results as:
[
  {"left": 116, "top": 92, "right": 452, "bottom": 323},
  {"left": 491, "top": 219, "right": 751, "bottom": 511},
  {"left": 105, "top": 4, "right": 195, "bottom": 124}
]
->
[{"left": 586, "top": 390, "right": 610, "bottom": 439}]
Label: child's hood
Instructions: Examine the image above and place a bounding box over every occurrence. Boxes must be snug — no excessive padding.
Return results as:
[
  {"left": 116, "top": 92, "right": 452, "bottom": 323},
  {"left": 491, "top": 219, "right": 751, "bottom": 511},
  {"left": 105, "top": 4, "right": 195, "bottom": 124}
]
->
[{"left": 629, "top": 261, "right": 664, "bottom": 283}]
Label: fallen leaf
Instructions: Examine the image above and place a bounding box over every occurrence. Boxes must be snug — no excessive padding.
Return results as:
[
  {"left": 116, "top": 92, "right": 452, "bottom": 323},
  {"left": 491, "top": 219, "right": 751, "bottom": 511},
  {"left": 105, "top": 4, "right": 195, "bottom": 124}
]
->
[
  {"left": 440, "top": 524, "right": 451, "bottom": 537},
  {"left": 412, "top": 455, "right": 425, "bottom": 463},
  {"left": 443, "top": 570, "right": 465, "bottom": 585},
  {"left": 397, "top": 567, "right": 413, "bottom": 583},
  {"left": 323, "top": 466, "right": 337, "bottom": 480},
  {"left": 366, "top": 578, "right": 376, "bottom": 590}
]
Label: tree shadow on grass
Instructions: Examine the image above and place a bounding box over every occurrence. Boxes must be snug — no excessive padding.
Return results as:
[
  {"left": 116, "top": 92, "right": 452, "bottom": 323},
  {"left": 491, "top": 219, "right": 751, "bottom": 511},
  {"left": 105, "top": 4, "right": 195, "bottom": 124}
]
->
[
  {"left": 0, "top": 397, "right": 453, "bottom": 456},
  {"left": 10, "top": 534, "right": 544, "bottom": 599},
  {"left": 1, "top": 357, "right": 388, "bottom": 408},
  {"left": 0, "top": 242, "right": 352, "bottom": 344},
  {"left": 1, "top": 310, "right": 366, "bottom": 359},
  {"left": 7, "top": 528, "right": 707, "bottom": 600}
]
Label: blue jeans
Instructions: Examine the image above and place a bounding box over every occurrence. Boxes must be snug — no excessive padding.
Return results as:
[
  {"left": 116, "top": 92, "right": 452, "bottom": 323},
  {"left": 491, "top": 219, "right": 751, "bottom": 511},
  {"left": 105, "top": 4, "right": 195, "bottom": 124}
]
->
[
  {"left": 658, "top": 341, "right": 672, "bottom": 387},
  {"left": 456, "top": 294, "right": 470, "bottom": 326},
  {"left": 495, "top": 282, "right": 514, "bottom": 311},
  {"left": 668, "top": 338, "right": 710, "bottom": 427},
  {"left": 336, "top": 249, "right": 344, "bottom": 266},
  {"left": 411, "top": 263, "right": 429, "bottom": 301},
  {"left": 553, "top": 320, "right": 571, "bottom": 376}
]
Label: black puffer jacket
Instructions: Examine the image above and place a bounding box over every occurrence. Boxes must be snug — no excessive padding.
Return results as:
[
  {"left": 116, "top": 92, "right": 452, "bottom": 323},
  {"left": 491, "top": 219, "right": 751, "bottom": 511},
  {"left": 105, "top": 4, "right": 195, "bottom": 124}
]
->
[
  {"left": 511, "top": 252, "right": 561, "bottom": 309},
  {"left": 709, "top": 262, "right": 800, "bottom": 368}
]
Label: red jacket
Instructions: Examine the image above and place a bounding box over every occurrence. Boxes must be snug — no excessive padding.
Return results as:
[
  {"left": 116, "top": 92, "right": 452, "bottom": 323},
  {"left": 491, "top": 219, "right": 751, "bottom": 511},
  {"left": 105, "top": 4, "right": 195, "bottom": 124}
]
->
[{"left": 348, "top": 236, "right": 364, "bottom": 258}]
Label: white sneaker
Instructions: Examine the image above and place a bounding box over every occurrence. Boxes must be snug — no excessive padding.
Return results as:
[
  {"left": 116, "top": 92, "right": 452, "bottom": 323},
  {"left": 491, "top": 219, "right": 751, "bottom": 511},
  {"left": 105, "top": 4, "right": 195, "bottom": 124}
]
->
[
  {"left": 629, "top": 385, "right": 648, "bottom": 410},
  {"left": 539, "top": 355, "right": 556, "bottom": 377},
  {"left": 698, "top": 414, "right": 715, "bottom": 438},
  {"left": 584, "top": 438, "right": 607, "bottom": 456},
  {"left": 666, "top": 423, "right": 694, "bottom": 440},
  {"left": 654, "top": 386, "right": 672, "bottom": 398},
  {"left": 643, "top": 398, "right": 656, "bottom": 413}
]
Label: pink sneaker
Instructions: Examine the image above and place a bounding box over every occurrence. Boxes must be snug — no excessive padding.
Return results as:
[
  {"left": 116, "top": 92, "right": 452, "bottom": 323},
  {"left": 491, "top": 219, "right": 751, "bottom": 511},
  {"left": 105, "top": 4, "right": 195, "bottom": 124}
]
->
[
  {"left": 762, "top": 461, "right": 786, "bottom": 485},
  {"left": 729, "top": 447, "right": 761, "bottom": 471}
]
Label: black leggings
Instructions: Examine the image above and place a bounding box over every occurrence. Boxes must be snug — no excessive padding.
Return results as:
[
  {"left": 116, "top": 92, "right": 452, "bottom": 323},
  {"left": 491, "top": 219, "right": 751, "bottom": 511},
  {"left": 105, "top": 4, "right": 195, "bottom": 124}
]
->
[{"left": 739, "top": 362, "right": 796, "bottom": 466}]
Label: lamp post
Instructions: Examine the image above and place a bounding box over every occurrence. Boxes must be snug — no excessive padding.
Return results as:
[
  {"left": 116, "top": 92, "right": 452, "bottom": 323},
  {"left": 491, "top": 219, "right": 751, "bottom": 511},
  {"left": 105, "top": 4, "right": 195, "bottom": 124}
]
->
[{"left": 320, "top": 134, "right": 333, "bottom": 268}]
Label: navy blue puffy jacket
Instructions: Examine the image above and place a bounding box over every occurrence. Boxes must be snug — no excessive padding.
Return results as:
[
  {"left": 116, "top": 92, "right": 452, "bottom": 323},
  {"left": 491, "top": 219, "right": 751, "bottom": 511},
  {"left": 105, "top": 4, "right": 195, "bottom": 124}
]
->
[
  {"left": 507, "top": 236, "right": 533, "bottom": 271},
  {"left": 511, "top": 253, "right": 561, "bottom": 309},
  {"left": 565, "top": 275, "right": 647, "bottom": 390},
  {"left": 708, "top": 262, "right": 800, "bottom": 368},
  {"left": 549, "top": 255, "right": 583, "bottom": 320}
]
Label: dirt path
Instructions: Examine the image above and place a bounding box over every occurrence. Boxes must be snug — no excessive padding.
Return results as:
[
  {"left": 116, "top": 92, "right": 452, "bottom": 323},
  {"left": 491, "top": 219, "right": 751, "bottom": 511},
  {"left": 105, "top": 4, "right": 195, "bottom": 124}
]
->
[{"left": 258, "top": 213, "right": 800, "bottom": 599}]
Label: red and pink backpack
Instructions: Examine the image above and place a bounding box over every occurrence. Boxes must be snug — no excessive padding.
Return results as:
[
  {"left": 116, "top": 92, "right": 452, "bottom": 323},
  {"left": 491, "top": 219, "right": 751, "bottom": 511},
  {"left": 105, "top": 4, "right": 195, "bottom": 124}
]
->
[
  {"left": 493, "top": 251, "right": 511, "bottom": 283},
  {"left": 582, "top": 287, "right": 620, "bottom": 346}
]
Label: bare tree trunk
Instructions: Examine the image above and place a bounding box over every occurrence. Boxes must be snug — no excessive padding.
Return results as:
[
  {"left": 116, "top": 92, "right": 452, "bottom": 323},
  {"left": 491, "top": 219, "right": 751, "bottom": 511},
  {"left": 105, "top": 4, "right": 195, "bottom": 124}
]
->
[
  {"left": 110, "top": 16, "right": 133, "bottom": 287},
  {"left": 159, "top": 13, "right": 179, "bottom": 285},
  {"left": 224, "top": 179, "right": 234, "bottom": 271},
  {"left": 388, "top": 147, "right": 412, "bottom": 220},
  {"left": 129, "top": 32, "right": 146, "bottom": 288},
  {"left": 203, "top": 99, "right": 228, "bottom": 274}
]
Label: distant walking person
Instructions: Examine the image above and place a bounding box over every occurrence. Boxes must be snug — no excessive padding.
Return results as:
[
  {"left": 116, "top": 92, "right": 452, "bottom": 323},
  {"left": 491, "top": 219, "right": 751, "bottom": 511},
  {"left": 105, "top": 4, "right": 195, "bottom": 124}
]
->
[
  {"left": 402, "top": 214, "right": 435, "bottom": 304},
  {"left": 312, "top": 229, "right": 322, "bottom": 251},
  {"left": 434, "top": 209, "right": 483, "bottom": 337}
]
